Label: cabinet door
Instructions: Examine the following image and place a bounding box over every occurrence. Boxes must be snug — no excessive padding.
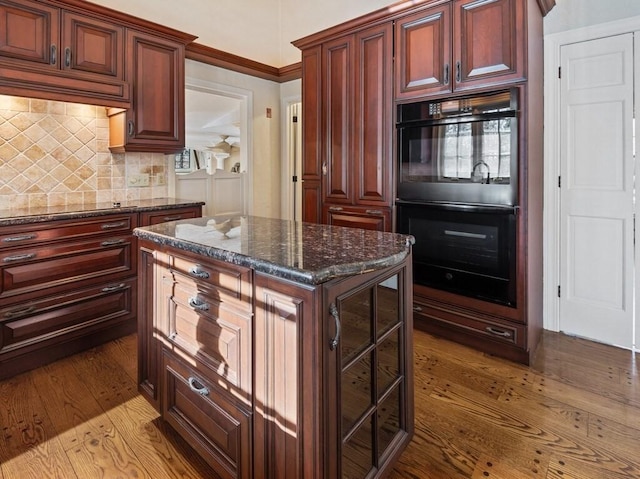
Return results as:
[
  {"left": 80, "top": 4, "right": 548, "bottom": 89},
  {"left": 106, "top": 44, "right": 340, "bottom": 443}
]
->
[
  {"left": 325, "top": 265, "right": 413, "bottom": 478},
  {"left": 0, "top": 0, "right": 59, "bottom": 67},
  {"left": 453, "top": 0, "right": 525, "bottom": 90},
  {"left": 323, "top": 35, "right": 354, "bottom": 203},
  {"left": 61, "top": 11, "right": 123, "bottom": 79},
  {"left": 301, "top": 45, "right": 323, "bottom": 223},
  {"left": 354, "top": 23, "right": 393, "bottom": 207},
  {"left": 395, "top": 4, "right": 451, "bottom": 100},
  {"left": 117, "top": 29, "right": 185, "bottom": 153}
]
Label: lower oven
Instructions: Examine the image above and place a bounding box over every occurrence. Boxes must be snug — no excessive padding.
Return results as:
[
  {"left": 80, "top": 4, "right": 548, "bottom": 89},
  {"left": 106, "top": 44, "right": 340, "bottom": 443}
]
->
[{"left": 396, "top": 201, "right": 517, "bottom": 307}]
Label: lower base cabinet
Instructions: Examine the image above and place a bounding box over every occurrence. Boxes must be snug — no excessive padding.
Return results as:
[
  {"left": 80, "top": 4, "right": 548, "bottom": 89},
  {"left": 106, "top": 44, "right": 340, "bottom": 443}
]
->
[{"left": 139, "top": 239, "right": 414, "bottom": 478}]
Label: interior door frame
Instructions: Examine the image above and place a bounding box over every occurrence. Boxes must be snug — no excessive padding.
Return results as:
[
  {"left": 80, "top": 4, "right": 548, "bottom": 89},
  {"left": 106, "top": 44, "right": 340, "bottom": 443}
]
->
[{"left": 543, "top": 15, "right": 640, "bottom": 333}]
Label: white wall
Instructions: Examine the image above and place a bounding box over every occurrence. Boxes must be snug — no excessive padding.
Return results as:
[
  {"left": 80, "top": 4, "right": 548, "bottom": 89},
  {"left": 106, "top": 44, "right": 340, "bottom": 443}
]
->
[
  {"left": 186, "top": 60, "right": 282, "bottom": 218},
  {"left": 89, "top": 0, "right": 395, "bottom": 66},
  {"left": 544, "top": 0, "right": 640, "bottom": 35}
]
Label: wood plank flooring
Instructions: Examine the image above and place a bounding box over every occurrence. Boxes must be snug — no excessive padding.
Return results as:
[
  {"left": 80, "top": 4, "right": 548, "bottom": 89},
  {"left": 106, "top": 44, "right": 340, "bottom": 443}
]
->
[{"left": 1, "top": 329, "right": 638, "bottom": 478}]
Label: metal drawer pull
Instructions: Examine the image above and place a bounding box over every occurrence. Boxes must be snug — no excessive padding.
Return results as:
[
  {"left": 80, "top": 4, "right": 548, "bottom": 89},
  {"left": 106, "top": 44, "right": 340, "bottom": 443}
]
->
[
  {"left": 365, "top": 209, "right": 383, "bottom": 216},
  {"left": 188, "top": 265, "right": 210, "bottom": 279},
  {"left": 101, "top": 239, "right": 126, "bottom": 247},
  {"left": 101, "top": 222, "right": 126, "bottom": 230},
  {"left": 328, "top": 206, "right": 343, "bottom": 212},
  {"left": 188, "top": 377, "right": 210, "bottom": 396},
  {"left": 4, "top": 305, "right": 36, "bottom": 319},
  {"left": 444, "top": 63, "right": 450, "bottom": 85},
  {"left": 486, "top": 327, "right": 512, "bottom": 338},
  {"left": 50, "top": 44, "right": 57, "bottom": 65},
  {"left": 3, "top": 253, "right": 36, "bottom": 263},
  {"left": 101, "top": 283, "right": 127, "bottom": 293},
  {"left": 189, "top": 297, "right": 210, "bottom": 311},
  {"left": 329, "top": 303, "right": 341, "bottom": 351},
  {"left": 413, "top": 305, "right": 423, "bottom": 313},
  {"left": 3, "top": 234, "right": 37, "bottom": 243},
  {"left": 163, "top": 215, "right": 182, "bottom": 221}
]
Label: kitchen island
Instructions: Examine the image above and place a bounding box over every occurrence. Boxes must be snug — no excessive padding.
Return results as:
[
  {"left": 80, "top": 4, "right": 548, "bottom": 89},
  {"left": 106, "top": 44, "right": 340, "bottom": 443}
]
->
[{"left": 134, "top": 215, "right": 415, "bottom": 479}]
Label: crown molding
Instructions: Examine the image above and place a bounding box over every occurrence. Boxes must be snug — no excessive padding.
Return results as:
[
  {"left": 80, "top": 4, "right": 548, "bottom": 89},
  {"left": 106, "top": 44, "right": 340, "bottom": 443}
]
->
[{"left": 185, "top": 43, "right": 301, "bottom": 83}]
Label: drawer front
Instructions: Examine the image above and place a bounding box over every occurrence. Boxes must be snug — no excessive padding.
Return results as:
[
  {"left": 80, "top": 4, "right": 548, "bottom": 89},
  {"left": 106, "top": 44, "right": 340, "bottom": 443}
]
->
[
  {"left": 162, "top": 350, "right": 252, "bottom": 479},
  {"left": 0, "top": 214, "right": 136, "bottom": 250},
  {"left": 413, "top": 296, "right": 526, "bottom": 348},
  {"left": 169, "top": 252, "right": 252, "bottom": 312},
  {"left": 0, "top": 278, "right": 135, "bottom": 355},
  {"left": 160, "top": 273, "right": 252, "bottom": 400},
  {"left": 0, "top": 236, "right": 135, "bottom": 301},
  {"left": 139, "top": 206, "right": 201, "bottom": 226}
]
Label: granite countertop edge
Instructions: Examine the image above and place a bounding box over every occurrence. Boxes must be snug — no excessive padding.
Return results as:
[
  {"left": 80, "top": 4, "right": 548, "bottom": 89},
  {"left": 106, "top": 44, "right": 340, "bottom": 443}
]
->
[
  {"left": 134, "top": 226, "right": 414, "bottom": 286},
  {"left": 0, "top": 199, "right": 205, "bottom": 227}
]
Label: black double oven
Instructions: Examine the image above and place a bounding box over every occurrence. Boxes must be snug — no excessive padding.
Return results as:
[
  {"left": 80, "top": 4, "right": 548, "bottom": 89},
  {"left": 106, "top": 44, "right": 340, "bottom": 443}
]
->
[{"left": 395, "top": 89, "right": 518, "bottom": 307}]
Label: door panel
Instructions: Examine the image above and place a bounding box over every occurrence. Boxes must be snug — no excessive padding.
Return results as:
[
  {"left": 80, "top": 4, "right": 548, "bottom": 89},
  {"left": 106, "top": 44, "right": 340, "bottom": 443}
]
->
[{"left": 559, "top": 34, "right": 634, "bottom": 348}]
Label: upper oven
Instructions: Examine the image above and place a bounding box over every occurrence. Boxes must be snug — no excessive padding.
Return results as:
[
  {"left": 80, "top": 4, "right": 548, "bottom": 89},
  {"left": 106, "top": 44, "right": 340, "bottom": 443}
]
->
[{"left": 396, "top": 88, "right": 519, "bottom": 206}]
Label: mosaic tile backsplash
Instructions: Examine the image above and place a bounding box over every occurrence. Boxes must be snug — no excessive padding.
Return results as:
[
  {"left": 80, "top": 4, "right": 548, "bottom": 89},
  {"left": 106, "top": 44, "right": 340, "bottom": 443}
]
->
[{"left": 0, "top": 95, "right": 169, "bottom": 211}]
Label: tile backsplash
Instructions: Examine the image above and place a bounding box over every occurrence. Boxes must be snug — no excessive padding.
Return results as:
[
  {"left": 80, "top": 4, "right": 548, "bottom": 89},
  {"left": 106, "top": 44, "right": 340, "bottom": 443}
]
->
[{"left": 0, "top": 95, "right": 169, "bottom": 211}]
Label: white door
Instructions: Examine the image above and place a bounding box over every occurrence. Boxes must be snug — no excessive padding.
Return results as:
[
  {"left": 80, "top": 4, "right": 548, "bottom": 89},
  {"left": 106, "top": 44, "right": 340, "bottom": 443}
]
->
[{"left": 559, "top": 33, "right": 635, "bottom": 348}]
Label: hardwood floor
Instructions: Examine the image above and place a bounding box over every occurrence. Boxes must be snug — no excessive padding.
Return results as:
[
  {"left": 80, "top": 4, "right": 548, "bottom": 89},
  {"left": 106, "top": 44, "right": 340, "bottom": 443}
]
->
[{"left": 1, "top": 329, "right": 638, "bottom": 478}]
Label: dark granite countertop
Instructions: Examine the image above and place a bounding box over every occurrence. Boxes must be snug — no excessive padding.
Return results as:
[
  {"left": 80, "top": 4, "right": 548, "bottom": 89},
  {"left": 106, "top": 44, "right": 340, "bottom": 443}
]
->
[
  {"left": 134, "top": 215, "right": 414, "bottom": 285},
  {"left": 0, "top": 198, "right": 205, "bottom": 227}
]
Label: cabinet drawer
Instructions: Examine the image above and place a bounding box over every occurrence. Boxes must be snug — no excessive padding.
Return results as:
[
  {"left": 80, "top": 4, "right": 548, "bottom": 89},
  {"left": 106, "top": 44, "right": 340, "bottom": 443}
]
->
[
  {"left": 413, "top": 296, "right": 526, "bottom": 348},
  {"left": 0, "top": 214, "right": 136, "bottom": 250},
  {"left": 324, "top": 205, "right": 391, "bottom": 232},
  {"left": 0, "top": 236, "right": 135, "bottom": 301},
  {"left": 0, "top": 278, "right": 135, "bottom": 355},
  {"left": 160, "top": 273, "right": 252, "bottom": 401},
  {"left": 139, "top": 206, "right": 201, "bottom": 226},
  {"left": 168, "top": 252, "right": 252, "bottom": 312},
  {"left": 162, "top": 350, "right": 252, "bottom": 479}
]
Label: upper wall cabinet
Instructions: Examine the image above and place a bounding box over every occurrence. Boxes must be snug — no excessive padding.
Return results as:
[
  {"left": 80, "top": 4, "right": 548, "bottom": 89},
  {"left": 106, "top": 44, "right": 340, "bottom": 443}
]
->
[
  {"left": 0, "top": 0, "right": 129, "bottom": 106},
  {"left": 108, "top": 30, "right": 187, "bottom": 153},
  {"left": 395, "top": 0, "right": 525, "bottom": 100}
]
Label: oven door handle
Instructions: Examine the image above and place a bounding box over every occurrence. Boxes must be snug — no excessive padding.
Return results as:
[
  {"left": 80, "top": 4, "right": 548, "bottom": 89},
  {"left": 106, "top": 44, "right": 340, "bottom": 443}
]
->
[{"left": 444, "top": 230, "right": 487, "bottom": 240}]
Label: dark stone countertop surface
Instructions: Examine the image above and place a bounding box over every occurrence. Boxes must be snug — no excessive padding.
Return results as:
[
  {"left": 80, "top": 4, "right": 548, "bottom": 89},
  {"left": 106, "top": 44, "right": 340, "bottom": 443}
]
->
[
  {"left": 134, "top": 215, "right": 414, "bottom": 285},
  {"left": 0, "top": 198, "right": 205, "bottom": 227}
]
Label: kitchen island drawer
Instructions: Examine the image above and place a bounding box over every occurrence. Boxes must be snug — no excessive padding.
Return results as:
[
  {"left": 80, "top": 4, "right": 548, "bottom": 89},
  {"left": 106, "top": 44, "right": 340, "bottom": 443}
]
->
[
  {"left": 0, "top": 214, "right": 136, "bottom": 249},
  {"left": 162, "top": 350, "right": 252, "bottom": 479},
  {"left": 168, "top": 251, "right": 252, "bottom": 312},
  {"left": 159, "top": 272, "right": 252, "bottom": 401},
  {"left": 0, "top": 278, "right": 136, "bottom": 378},
  {"left": 139, "top": 206, "right": 202, "bottom": 226},
  {"left": 0, "top": 236, "right": 135, "bottom": 301}
]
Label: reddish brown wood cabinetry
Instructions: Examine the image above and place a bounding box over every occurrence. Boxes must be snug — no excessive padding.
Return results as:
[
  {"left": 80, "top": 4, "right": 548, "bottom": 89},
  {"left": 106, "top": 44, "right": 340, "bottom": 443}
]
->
[
  {"left": 395, "top": 0, "right": 525, "bottom": 99},
  {"left": 138, "top": 237, "right": 413, "bottom": 478},
  {"left": 139, "top": 205, "right": 202, "bottom": 226},
  {"left": 0, "top": 213, "right": 138, "bottom": 380},
  {"left": 108, "top": 29, "right": 192, "bottom": 153},
  {"left": 0, "top": 0, "right": 129, "bottom": 106},
  {"left": 296, "top": 22, "right": 393, "bottom": 231}
]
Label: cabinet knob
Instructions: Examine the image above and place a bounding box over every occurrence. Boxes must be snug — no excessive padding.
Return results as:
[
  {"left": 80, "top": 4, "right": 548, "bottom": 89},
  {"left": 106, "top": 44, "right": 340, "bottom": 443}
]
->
[
  {"left": 187, "top": 377, "right": 210, "bottom": 396},
  {"left": 188, "top": 296, "right": 210, "bottom": 312},
  {"left": 188, "top": 265, "right": 210, "bottom": 279},
  {"left": 329, "top": 303, "right": 341, "bottom": 351},
  {"left": 2, "top": 233, "right": 37, "bottom": 243},
  {"left": 486, "top": 326, "right": 512, "bottom": 338}
]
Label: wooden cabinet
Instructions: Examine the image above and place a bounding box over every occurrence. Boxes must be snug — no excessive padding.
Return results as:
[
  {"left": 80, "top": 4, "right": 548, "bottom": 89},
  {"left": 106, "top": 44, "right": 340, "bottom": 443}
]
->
[
  {"left": 139, "top": 205, "right": 202, "bottom": 226},
  {"left": 297, "top": 22, "right": 393, "bottom": 231},
  {"left": 0, "top": 213, "right": 138, "bottom": 380},
  {"left": 108, "top": 29, "right": 189, "bottom": 153},
  {"left": 395, "top": 0, "right": 525, "bottom": 100},
  {"left": 138, "top": 238, "right": 413, "bottom": 478},
  {"left": 0, "top": 0, "right": 129, "bottom": 106}
]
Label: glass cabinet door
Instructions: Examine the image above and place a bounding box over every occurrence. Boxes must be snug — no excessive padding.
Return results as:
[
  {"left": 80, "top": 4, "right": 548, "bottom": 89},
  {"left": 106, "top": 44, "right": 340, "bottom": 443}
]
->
[{"left": 328, "top": 271, "right": 408, "bottom": 478}]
